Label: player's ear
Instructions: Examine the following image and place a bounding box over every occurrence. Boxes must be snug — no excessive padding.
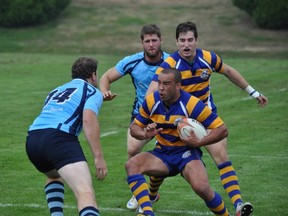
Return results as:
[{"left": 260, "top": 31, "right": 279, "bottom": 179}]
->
[
  {"left": 92, "top": 71, "right": 98, "bottom": 80},
  {"left": 176, "top": 82, "right": 181, "bottom": 89}
]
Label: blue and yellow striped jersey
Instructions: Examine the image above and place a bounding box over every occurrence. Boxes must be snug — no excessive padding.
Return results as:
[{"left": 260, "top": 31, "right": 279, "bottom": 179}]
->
[
  {"left": 134, "top": 89, "right": 224, "bottom": 147},
  {"left": 152, "top": 48, "right": 224, "bottom": 111}
]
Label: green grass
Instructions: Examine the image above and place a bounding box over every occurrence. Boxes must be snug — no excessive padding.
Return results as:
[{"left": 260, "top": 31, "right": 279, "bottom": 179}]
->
[
  {"left": 0, "top": 53, "right": 287, "bottom": 216},
  {"left": 0, "top": 0, "right": 288, "bottom": 215}
]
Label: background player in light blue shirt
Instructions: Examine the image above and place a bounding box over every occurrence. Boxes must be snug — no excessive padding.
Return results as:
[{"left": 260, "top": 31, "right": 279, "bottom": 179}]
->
[
  {"left": 100, "top": 24, "right": 169, "bottom": 210},
  {"left": 26, "top": 57, "right": 107, "bottom": 216}
]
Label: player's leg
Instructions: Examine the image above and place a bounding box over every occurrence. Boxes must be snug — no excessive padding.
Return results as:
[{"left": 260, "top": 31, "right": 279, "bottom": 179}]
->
[
  {"left": 182, "top": 160, "right": 229, "bottom": 216},
  {"left": 148, "top": 176, "right": 163, "bottom": 201},
  {"left": 26, "top": 130, "right": 66, "bottom": 216},
  {"left": 127, "top": 128, "right": 151, "bottom": 159},
  {"left": 125, "top": 152, "right": 169, "bottom": 216},
  {"left": 126, "top": 128, "right": 163, "bottom": 210},
  {"left": 58, "top": 161, "right": 100, "bottom": 216},
  {"left": 44, "top": 170, "right": 65, "bottom": 216},
  {"left": 126, "top": 128, "right": 150, "bottom": 209},
  {"left": 205, "top": 138, "right": 253, "bottom": 215}
]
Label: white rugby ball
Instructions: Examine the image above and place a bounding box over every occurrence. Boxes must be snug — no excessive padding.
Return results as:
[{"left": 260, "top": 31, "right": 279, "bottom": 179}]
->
[{"left": 176, "top": 118, "right": 207, "bottom": 140}]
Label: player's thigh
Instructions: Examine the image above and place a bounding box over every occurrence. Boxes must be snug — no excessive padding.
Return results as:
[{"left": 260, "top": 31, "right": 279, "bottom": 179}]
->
[
  {"left": 182, "top": 160, "right": 210, "bottom": 190},
  {"left": 58, "top": 161, "right": 93, "bottom": 192},
  {"left": 126, "top": 152, "right": 169, "bottom": 176},
  {"left": 204, "top": 137, "right": 229, "bottom": 165}
]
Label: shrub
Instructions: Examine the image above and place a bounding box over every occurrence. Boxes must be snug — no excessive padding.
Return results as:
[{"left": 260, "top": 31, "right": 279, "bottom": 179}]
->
[
  {"left": 231, "top": 0, "right": 257, "bottom": 16},
  {"left": 0, "top": 0, "right": 71, "bottom": 27},
  {"left": 231, "top": 0, "right": 288, "bottom": 29},
  {"left": 253, "top": 0, "right": 288, "bottom": 29}
]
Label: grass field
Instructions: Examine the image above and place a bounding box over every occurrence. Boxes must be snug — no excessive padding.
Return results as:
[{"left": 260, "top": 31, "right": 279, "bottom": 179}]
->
[{"left": 0, "top": 0, "right": 288, "bottom": 215}]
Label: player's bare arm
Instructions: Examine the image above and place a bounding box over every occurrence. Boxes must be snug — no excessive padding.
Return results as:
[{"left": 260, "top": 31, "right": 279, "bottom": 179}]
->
[
  {"left": 83, "top": 109, "right": 107, "bottom": 181},
  {"left": 223, "top": 63, "right": 268, "bottom": 107},
  {"left": 99, "top": 67, "right": 120, "bottom": 101},
  {"left": 182, "top": 124, "right": 228, "bottom": 148},
  {"left": 130, "top": 121, "right": 162, "bottom": 140}
]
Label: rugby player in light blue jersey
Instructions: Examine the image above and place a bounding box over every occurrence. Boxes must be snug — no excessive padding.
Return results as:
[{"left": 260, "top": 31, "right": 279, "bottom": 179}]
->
[
  {"left": 26, "top": 57, "right": 107, "bottom": 216},
  {"left": 126, "top": 68, "right": 230, "bottom": 216},
  {"left": 100, "top": 24, "right": 169, "bottom": 210},
  {"left": 147, "top": 21, "right": 268, "bottom": 216}
]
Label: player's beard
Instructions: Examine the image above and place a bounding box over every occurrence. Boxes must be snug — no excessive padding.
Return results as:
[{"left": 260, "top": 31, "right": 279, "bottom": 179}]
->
[{"left": 145, "top": 49, "right": 160, "bottom": 59}]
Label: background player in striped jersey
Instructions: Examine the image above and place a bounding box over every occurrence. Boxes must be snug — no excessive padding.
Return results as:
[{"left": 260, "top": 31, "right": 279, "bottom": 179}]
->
[
  {"left": 146, "top": 21, "right": 268, "bottom": 216},
  {"left": 100, "top": 24, "right": 169, "bottom": 210},
  {"left": 126, "top": 68, "right": 230, "bottom": 216},
  {"left": 26, "top": 57, "right": 107, "bottom": 216}
]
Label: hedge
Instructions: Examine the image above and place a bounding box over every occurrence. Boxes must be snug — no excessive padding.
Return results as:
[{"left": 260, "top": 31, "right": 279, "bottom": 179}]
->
[
  {"left": 0, "top": 0, "right": 71, "bottom": 27},
  {"left": 232, "top": 0, "right": 288, "bottom": 29}
]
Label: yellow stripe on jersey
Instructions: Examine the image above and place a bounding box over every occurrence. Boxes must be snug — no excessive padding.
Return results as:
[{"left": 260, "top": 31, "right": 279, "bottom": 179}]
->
[{"left": 155, "top": 56, "right": 177, "bottom": 76}]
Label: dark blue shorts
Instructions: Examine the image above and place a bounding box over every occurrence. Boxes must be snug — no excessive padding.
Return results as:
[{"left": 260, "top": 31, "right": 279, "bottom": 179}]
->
[
  {"left": 148, "top": 143, "right": 203, "bottom": 177},
  {"left": 26, "top": 128, "right": 86, "bottom": 173}
]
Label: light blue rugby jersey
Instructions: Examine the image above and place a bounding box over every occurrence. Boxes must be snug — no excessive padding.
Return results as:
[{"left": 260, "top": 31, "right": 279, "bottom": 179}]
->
[
  {"left": 29, "top": 79, "right": 103, "bottom": 136},
  {"left": 115, "top": 51, "right": 169, "bottom": 116}
]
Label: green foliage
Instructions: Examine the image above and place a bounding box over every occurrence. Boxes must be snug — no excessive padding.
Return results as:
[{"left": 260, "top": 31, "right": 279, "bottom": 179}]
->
[
  {"left": 0, "top": 0, "right": 71, "bottom": 27},
  {"left": 231, "top": 0, "right": 288, "bottom": 29},
  {"left": 253, "top": 0, "right": 288, "bottom": 29},
  {"left": 231, "top": 0, "right": 257, "bottom": 16}
]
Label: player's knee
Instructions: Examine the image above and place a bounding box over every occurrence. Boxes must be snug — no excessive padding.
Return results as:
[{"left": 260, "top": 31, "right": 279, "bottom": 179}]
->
[{"left": 125, "top": 158, "right": 141, "bottom": 175}]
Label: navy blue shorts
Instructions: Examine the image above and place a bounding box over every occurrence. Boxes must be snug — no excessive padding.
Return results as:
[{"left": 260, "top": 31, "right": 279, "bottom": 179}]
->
[
  {"left": 148, "top": 143, "right": 203, "bottom": 177},
  {"left": 26, "top": 128, "right": 86, "bottom": 173}
]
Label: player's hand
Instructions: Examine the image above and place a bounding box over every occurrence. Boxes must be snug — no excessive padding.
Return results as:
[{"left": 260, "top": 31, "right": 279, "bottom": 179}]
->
[
  {"left": 180, "top": 130, "right": 201, "bottom": 148},
  {"left": 144, "top": 123, "right": 163, "bottom": 139},
  {"left": 94, "top": 157, "right": 108, "bottom": 181},
  {"left": 256, "top": 94, "right": 268, "bottom": 107},
  {"left": 102, "top": 90, "right": 117, "bottom": 101}
]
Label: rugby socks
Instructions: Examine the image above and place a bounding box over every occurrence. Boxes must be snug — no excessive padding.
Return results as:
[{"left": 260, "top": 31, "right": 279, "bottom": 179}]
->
[
  {"left": 127, "top": 174, "right": 155, "bottom": 216},
  {"left": 79, "top": 206, "right": 100, "bottom": 216},
  {"left": 205, "top": 192, "right": 229, "bottom": 216},
  {"left": 148, "top": 176, "right": 164, "bottom": 201},
  {"left": 45, "top": 181, "right": 64, "bottom": 216},
  {"left": 218, "top": 161, "right": 242, "bottom": 209}
]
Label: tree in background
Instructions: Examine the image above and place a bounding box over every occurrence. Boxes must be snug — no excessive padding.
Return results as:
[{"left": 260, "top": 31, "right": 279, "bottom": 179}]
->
[
  {"left": 0, "top": 0, "right": 71, "bottom": 27},
  {"left": 232, "top": 0, "right": 288, "bottom": 29}
]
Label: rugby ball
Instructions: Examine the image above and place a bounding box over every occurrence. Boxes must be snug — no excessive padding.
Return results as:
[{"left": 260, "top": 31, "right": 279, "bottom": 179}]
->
[{"left": 175, "top": 118, "right": 207, "bottom": 140}]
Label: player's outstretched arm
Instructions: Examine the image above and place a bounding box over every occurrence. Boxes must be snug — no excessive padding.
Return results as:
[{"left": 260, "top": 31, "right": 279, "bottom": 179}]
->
[
  {"left": 83, "top": 109, "right": 108, "bottom": 180},
  {"left": 223, "top": 63, "right": 268, "bottom": 107},
  {"left": 99, "top": 67, "right": 121, "bottom": 101}
]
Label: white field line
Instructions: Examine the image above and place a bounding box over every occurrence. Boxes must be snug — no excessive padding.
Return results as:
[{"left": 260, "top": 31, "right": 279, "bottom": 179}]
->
[
  {"left": 0, "top": 203, "right": 212, "bottom": 215},
  {"left": 100, "top": 131, "right": 118, "bottom": 137}
]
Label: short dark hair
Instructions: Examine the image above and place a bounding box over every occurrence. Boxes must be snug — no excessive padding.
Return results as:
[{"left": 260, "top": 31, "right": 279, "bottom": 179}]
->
[
  {"left": 140, "top": 24, "right": 161, "bottom": 40},
  {"left": 161, "top": 68, "right": 182, "bottom": 83},
  {"left": 71, "top": 57, "right": 98, "bottom": 80},
  {"left": 176, "top": 21, "right": 198, "bottom": 40}
]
